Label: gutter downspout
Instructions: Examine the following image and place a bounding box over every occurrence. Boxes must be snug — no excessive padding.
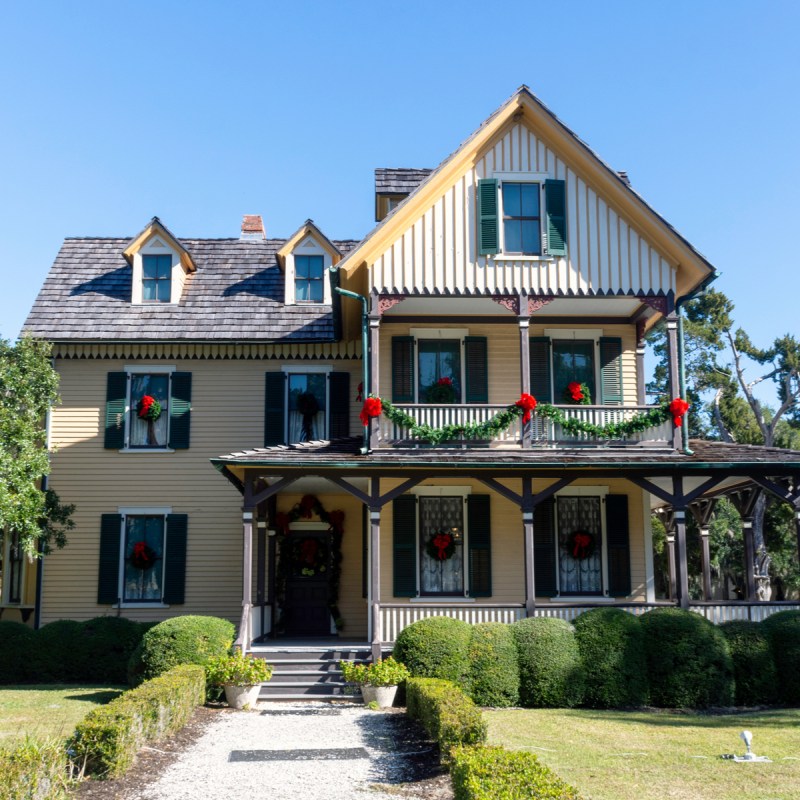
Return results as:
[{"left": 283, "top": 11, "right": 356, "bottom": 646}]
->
[{"left": 329, "top": 268, "right": 370, "bottom": 454}]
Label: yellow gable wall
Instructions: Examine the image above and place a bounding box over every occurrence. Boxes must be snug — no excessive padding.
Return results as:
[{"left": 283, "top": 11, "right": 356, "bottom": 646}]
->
[{"left": 370, "top": 121, "right": 677, "bottom": 297}]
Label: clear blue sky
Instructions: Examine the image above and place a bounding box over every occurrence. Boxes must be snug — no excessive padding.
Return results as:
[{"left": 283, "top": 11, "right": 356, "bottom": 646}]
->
[{"left": 1, "top": 1, "right": 797, "bottom": 401}]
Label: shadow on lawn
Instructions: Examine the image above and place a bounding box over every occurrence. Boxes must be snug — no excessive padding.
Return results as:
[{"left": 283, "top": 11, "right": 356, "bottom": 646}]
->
[{"left": 560, "top": 708, "right": 798, "bottom": 729}]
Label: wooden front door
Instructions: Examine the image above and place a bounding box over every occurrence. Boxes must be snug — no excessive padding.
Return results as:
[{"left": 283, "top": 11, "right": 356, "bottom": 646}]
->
[{"left": 282, "top": 532, "right": 332, "bottom": 636}]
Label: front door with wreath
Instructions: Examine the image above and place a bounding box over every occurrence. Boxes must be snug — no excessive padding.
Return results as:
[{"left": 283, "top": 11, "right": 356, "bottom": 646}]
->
[{"left": 282, "top": 531, "right": 332, "bottom": 636}]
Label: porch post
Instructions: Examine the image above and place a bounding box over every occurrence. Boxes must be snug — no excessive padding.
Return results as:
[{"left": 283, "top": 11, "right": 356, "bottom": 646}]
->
[
  {"left": 522, "top": 478, "right": 535, "bottom": 615},
  {"left": 369, "top": 506, "right": 382, "bottom": 661},
  {"left": 699, "top": 527, "right": 713, "bottom": 601},
  {"left": 369, "top": 296, "right": 381, "bottom": 451},
  {"left": 519, "top": 296, "right": 531, "bottom": 448},
  {"left": 673, "top": 508, "right": 690, "bottom": 609},
  {"left": 666, "top": 531, "right": 677, "bottom": 601},
  {"left": 796, "top": 509, "right": 800, "bottom": 565},
  {"left": 742, "top": 518, "right": 757, "bottom": 600},
  {"left": 635, "top": 320, "right": 647, "bottom": 405},
  {"left": 666, "top": 312, "right": 682, "bottom": 450},
  {"left": 240, "top": 508, "right": 254, "bottom": 653}
]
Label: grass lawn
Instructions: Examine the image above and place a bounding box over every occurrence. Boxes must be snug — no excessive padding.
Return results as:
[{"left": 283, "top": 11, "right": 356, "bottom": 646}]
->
[
  {"left": 486, "top": 708, "right": 800, "bottom": 800},
  {"left": 0, "top": 685, "right": 124, "bottom": 745}
]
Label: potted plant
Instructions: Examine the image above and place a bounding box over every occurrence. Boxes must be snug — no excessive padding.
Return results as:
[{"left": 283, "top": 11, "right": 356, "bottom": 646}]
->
[
  {"left": 339, "top": 656, "right": 410, "bottom": 708},
  {"left": 206, "top": 651, "right": 273, "bottom": 710}
]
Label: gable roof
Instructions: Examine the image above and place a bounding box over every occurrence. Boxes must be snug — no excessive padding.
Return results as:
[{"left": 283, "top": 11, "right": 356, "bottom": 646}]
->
[
  {"left": 276, "top": 219, "right": 343, "bottom": 268},
  {"left": 123, "top": 216, "right": 197, "bottom": 272},
  {"left": 24, "top": 236, "right": 358, "bottom": 342},
  {"left": 374, "top": 168, "right": 433, "bottom": 195},
  {"left": 339, "top": 86, "right": 716, "bottom": 299}
]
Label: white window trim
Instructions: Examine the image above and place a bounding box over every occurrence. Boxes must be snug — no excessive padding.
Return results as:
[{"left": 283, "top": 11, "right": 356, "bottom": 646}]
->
[
  {"left": 408, "top": 328, "right": 469, "bottom": 404},
  {"left": 120, "top": 366, "right": 177, "bottom": 453},
  {"left": 116, "top": 506, "right": 172, "bottom": 609},
  {"left": 132, "top": 237, "right": 183, "bottom": 305},
  {"left": 286, "top": 236, "right": 333, "bottom": 306},
  {"left": 553, "top": 487, "right": 610, "bottom": 598},
  {"left": 1, "top": 532, "right": 25, "bottom": 606},
  {"left": 281, "top": 366, "right": 333, "bottom": 443},
  {"left": 492, "top": 171, "right": 550, "bottom": 260},
  {"left": 543, "top": 329, "right": 603, "bottom": 405}
]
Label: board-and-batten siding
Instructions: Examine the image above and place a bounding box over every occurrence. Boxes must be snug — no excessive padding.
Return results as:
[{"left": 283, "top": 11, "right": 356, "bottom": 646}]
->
[
  {"left": 370, "top": 122, "right": 676, "bottom": 297},
  {"left": 42, "top": 357, "right": 366, "bottom": 632}
]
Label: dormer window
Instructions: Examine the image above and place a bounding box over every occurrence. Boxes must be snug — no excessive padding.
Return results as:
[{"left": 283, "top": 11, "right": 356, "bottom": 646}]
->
[
  {"left": 142, "top": 255, "right": 172, "bottom": 303},
  {"left": 295, "top": 255, "right": 324, "bottom": 303}
]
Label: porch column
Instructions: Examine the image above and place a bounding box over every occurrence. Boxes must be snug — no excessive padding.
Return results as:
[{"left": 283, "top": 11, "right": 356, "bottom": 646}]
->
[
  {"left": 519, "top": 298, "right": 531, "bottom": 448},
  {"left": 673, "top": 508, "right": 690, "bottom": 609},
  {"left": 239, "top": 508, "right": 254, "bottom": 653},
  {"left": 666, "top": 312, "right": 682, "bottom": 450},
  {"left": 796, "top": 509, "right": 800, "bottom": 564},
  {"left": 699, "top": 527, "right": 713, "bottom": 601},
  {"left": 369, "top": 507, "right": 382, "bottom": 661},
  {"left": 666, "top": 531, "right": 677, "bottom": 601},
  {"left": 742, "top": 518, "right": 757, "bottom": 600},
  {"left": 369, "top": 309, "right": 381, "bottom": 451},
  {"left": 522, "top": 478, "right": 535, "bottom": 615},
  {"left": 635, "top": 320, "right": 647, "bottom": 405}
]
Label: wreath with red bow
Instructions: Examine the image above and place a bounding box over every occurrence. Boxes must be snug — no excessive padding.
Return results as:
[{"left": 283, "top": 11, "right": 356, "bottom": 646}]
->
[
  {"left": 129, "top": 540, "right": 158, "bottom": 570},
  {"left": 565, "top": 382, "right": 591, "bottom": 405},
  {"left": 566, "top": 530, "right": 595, "bottom": 561},
  {"left": 137, "top": 395, "right": 162, "bottom": 421},
  {"left": 425, "top": 530, "right": 456, "bottom": 561}
]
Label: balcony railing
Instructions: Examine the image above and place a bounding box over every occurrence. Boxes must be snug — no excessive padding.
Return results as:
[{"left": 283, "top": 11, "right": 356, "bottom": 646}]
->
[{"left": 377, "top": 403, "right": 672, "bottom": 448}]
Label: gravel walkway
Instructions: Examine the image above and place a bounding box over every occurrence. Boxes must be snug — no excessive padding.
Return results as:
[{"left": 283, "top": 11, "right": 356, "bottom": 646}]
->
[{"left": 138, "top": 702, "right": 442, "bottom": 800}]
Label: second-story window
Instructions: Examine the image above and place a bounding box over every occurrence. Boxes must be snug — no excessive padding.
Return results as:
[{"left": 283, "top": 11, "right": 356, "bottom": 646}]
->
[
  {"left": 288, "top": 373, "right": 327, "bottom": 442},
  {"left": 502, "top": 182, "right": 541, "bottom": 255},
  {"left": 419, "top": 341, "right": 462, "bottom": 403},
  {"left": 130, "top": 373, "right": 170, "bottom": 448},
  {"left": 142, "top": 255, "right": 172, "bottom": 303},
  {"left": 295, "top": 255, "right": 324, "bottom": 303}
]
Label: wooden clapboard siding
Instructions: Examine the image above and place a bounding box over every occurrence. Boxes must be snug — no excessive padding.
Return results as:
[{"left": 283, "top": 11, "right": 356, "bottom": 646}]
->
[
  {"left": 42, "top": 356, "right": 364, "bottom": 628},
  {"left": 369, "top": 121, "right": 676, "bottom": 297}
]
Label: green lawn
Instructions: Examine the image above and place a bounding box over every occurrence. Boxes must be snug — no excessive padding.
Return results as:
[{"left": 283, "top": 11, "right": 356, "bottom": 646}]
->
[
  {"left": 0, "top": 685, "right": 124, "bottom": 745},
  {"left": 486, "top": 708, "right": 800, "bottom": 800}
]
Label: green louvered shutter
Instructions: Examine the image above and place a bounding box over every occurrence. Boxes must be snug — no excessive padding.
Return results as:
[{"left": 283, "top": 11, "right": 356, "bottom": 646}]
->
[
  {"left": 391, "top": 337, "right": 415, "bottom": 403},
  {"left": 468, "top": 494, "right": 492, "bottom": 597},
  {"left": 478, "top": 178, "right": 499, "bottom": 255},
  {"left": 328, "top": 372, "right": 350, "bottom": 439},
  {"left": 544, "top": 179, "right": 567, "bottom": 256},
  {"left": 163, "top": 514, "right": 188, "bottom": 605},
  {"left": 534, "top": 498, "right": 557, "bottom": 597},
  {"left": 168, "top": 372, "right": 192, "bottom": 449},
  {"left": 606, "top": 495, "right": 631, "bottom": 597},
  {"left": 393, "top": 495, "right": 417, "bottom": 597},
  {"left": 104, "top": 372, "right": 127, "bottom": 449},
  {"left": 362, "top": 505, "right": 368, "bottom": 599},
  {"left": 464, "top": 336, "right": 488, "bottom": 403},
  {"left": 599, "top": 337, "right": 623, "bottom": 406},
  {"left": 97, "top": 514, "right": 122, "bottom": 604},
  {"left": 264, "top": 373, "right": 286, "bottom": 446},
  {"left": 529, "top": 337, "right": 552, "bottom": 403}
]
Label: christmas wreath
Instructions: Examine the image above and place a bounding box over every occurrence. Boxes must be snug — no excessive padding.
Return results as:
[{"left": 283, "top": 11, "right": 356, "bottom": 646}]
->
[
  {"left": 426, "top": 530, "right": 456, "bottom": 561},
  {"left": 137, "top": 395, "right": 162, "bottom": 421},
  {"left": 291, "top": 536, "right": 329, "bottom": 577},
  {"left": 565, "top": 382, "right": 591, "bottom": 405},
  {"left": 129, "top": 540, "right": 158, "bottom": 570},
  {"left": 566, "top": 530, "right": 595, "bottom": 561},
  {"left": 425, "top": 377, "right": 457, "bottom": 404}
]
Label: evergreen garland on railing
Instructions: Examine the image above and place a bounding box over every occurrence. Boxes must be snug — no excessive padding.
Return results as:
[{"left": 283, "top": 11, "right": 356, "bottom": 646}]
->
[{"left": 379, "top": 398, "right": 673, "bottom": 445}]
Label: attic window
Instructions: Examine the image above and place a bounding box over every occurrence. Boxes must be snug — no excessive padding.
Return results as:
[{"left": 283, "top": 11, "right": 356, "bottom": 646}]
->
[
  {"left": 295, "top": 255, "right": 324, "bottom": 303},
  {"left": 142, "top": 255, "right": 172, "bottom": 303}
]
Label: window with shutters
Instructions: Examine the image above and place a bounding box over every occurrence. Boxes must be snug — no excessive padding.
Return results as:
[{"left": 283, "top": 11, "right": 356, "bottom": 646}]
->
[
  {"left": 419, "top": 496, "right": 465, "bottom": 596},
  {"left": 502, "top": 182, "right": 541, "bottom": 255},
  {"left": 287, "top": 372, "right": 328, "bottom": 443},
  {"left": 123, "top": 514, "right": 166, "bottom": 603}
]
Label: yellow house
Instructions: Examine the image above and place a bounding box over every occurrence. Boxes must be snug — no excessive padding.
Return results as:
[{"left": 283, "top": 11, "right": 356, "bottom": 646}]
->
[{"left": 21, "top": 88, "right": 800, "bottom": 688}]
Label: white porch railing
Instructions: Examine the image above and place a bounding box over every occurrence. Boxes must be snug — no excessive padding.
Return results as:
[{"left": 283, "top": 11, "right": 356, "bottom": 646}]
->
[
  {"left": 378, "top": 404, "right": 671, "bottom": 447},
  {"left": 689, "top": 602, "right": 800, "bottom": 624},
  {"left": 381, "top": 603, "right": 525, "bottom": 642}
]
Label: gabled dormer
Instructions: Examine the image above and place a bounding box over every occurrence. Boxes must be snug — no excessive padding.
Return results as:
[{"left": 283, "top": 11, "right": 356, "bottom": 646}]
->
[
  {"left": 123, "top": 217, "right": 196, "bottom": 305},
  {"left": 277, "top": 220, "right": 342, "bottom": 306}
]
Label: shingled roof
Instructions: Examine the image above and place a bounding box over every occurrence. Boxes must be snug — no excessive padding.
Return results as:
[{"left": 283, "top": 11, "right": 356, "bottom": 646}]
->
[
  {"left": 23, "top": 236, "right": 358, "bottom": 341},
  {"left": 374, "top": 168, "right": 433, "bottom": 195}
]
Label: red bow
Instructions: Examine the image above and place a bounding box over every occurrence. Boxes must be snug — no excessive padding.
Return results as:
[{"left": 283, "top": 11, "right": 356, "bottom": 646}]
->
[
  {"left": 432, "top": 532, "right": 453, "bottom": 560},
  {"left": 138, "top": 395, "right": 156, "bottom": 419},
  {"left": 359, "top": 396, "right": 383, "bottom": 427},
  {"left": 274, "top": 512, "right": 291, "bottom": 535},
  {"left": 328, "top": 509, "right": 345, "bottom": 533},
  {"left": 572, "top": 533, "right": 593, "bottom": 559},
  {"left": 669, "top": 397, "right": 690, "bottom": 427},
  {"left": 567, "top": 382, "right": 585, "bottom": 402},
  {"left": 301, "top": 537, "right": 319, "bottom": 565},
  {"left": 299, "top": 495, "right": 316, "bottom": 518},
  {"left": 515, "top": 393, "right": 537, "bottom": 424},
  {"left": 437, "top": 377, "right": 453, "bottom": 387}
]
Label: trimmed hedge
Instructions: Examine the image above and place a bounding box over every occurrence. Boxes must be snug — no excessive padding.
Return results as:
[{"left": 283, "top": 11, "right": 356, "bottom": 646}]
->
[
  {"left": 394, "top": 617, "right": 472, "bottom": 687},
  {"left": 640, "top": 608, "right": 734, "bottom": 708},
  {"left": 71, "top": 664, "right": 206, "bottom": 778},
  {"left": 0, "top": 621, "right": 36, "bottom": 684},
  {"left": 0, "top": 737, "right": 71, "bottom": 800},
  {"left": 467, "top": 623, "right": 519, "bottom": 708},
  {"left": 761, "top": 610, "right": 800, "bottom": 705},
  {"left": 512, "top": 618, "right": 583, "bottom": 708},
  {"left": 406, "top": 677, "right": 487, "bottom": 758},
  {"left": 719, "top": 620, "right": 779, "bottom": 706},
  {"left": 77, "top": 618, "right": 152, "bottom": 684},
  {"left": 572, "top": 608, "right": 649, "bottom": 708},
  {"left": 451, "top": 745, "right": 582, "bottom": 800},
  {"left": 30, "top": 620, "right": 83, "bottom": 682},
  {"left": 127, "top": 615, "right": 235, "bottom": 686}
]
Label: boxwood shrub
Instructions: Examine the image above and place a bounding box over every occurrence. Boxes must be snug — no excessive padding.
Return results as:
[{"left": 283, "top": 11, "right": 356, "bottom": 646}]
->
[
  {"left": 0, "top": 620, "right": 36, "bottom": 684},
  {"left": 572, "top": 608, "right": 648, "bottom": 708},
  {"left": 719, "top": 620, "right": 778, "bottom": 706},
  {"left": 393, "top": 617, "right": 472, "bottom": 688},
  {"left": 761, "top": 610, "right": 800, "bottom": 705},
  {"left": 512, "top": 618, "right": 584, "bottom": 708},
  {"left": 71, "top": 664, "right": 206, "bottom": 778},
  {"left": 467, "top": 623, "right": 519, "bottom": 708},
  {"left": 450, "top": 745, "right": 582, "bottom": 800},
  {"left": 127, "top": 615, "right": 235, "bottom": 686},
  {"left": 30, "top": 620, "right": 84, "bottom": 682},
  {"left": 77, "top": 618, "right": 151, "bottom": 684},
  {"left": 640, "top": 608, "right": 734, "bottom": 708},
  {"left": 406, "top": 677, "right": 487, "bottom": 758},
  {"left": 0, "top": 737, "right": 71, "bottom": 800}
]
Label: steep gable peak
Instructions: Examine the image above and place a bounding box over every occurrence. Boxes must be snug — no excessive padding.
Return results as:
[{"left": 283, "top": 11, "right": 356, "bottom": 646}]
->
[{"left": 123, "top": 216, "right": 196, "bottom": 273}]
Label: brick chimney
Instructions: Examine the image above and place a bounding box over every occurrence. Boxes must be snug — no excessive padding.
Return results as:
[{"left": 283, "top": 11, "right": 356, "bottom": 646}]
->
[{"left": 241, "top": 215, "right": 266, "bottom": 240}]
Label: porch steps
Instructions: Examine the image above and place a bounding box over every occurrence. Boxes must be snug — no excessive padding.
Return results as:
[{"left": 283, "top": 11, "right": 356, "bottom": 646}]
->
[{"left": 250, "top": 646, "right": 375, "bottom": 701}]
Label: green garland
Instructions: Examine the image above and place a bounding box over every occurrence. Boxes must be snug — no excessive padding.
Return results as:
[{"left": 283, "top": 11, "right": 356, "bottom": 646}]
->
[{"left": 380, "top": 399, "right": 672, "bottom": 445}]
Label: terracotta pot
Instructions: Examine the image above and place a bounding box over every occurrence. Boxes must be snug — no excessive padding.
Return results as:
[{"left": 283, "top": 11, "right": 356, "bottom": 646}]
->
[
  {"left": 361, "top": 684, "right": 398, "bottom": 708},
  {"left": 224, "top": 684, "right": 261, "bottom": 710}
]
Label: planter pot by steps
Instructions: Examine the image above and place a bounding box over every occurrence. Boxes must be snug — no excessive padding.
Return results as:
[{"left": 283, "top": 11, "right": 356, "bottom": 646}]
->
[
  {"left": 361, "top": 684, "right": 398, "bottom": 708},
  {"left": 224, "top": 684, "right": 261, "bottom": 710}
]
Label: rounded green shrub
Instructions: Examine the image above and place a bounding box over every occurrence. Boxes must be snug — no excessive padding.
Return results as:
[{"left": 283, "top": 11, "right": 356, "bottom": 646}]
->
[
  {"left": 719, "top": 620, "right": 778, "bottom": 706},
  {"left": 761, "top": 610, "right": 800, "bottom": 705},
  {"left": 0, "top": 621, "right": 36, "bottom": 683},
  {"left": 640, "top": 608, "right": 734, "bottom": 708},
  {"left": 31, "top": 620, "right": 83, "bottom": 682},
  {"left": 467, "top": 622, "right": 519, "bottom": 707},
  {"left": 512, "top": 617, "right": 584, "bottom": 708},
  {"left": 393, "top": 617, "right": 471, "bottom": 688},
  {"left": 77, "top": 617, "right": 148, "bottom": 684},
  {"left": 572, "top": 608, "right": 649, "bottom": 708},
  {"left": 127, "top": 615, "right": 235, "bottom": 685}
]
